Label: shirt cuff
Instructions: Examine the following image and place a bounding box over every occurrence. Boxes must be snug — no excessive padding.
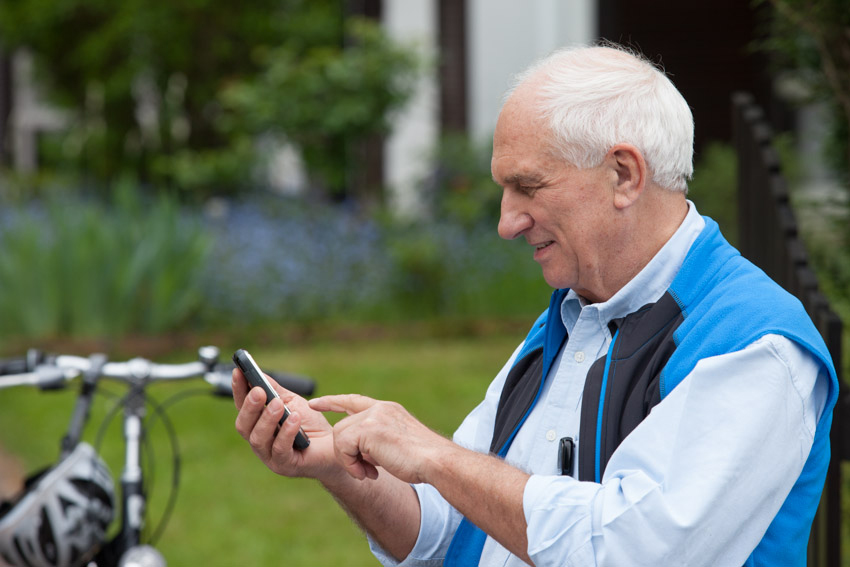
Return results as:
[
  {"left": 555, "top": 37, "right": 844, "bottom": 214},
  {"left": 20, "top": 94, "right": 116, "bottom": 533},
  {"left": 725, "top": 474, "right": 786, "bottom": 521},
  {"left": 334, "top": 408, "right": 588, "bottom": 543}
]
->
[
  {"left": 368, "top": 483, "right": 459, "bottom": 567},
  {"left": 524, "top": 474, "right": 600, "bottom": 566}
]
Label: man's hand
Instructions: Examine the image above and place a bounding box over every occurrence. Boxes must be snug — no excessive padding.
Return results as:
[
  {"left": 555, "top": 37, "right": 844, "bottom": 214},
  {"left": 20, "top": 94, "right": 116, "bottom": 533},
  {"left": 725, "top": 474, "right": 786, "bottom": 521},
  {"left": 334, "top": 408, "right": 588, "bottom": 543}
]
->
[
  {"left": 233, "top": 368, "right": 338, "bottom": 480},
  {"left": 311, "top": 393, "right": 533, "bottom": 563},
  {"left": 235, "top": 382, "right": 424, "bottom": 561},
  {"left": 309, "top": 394, "right": 452, "bottom": 484}
]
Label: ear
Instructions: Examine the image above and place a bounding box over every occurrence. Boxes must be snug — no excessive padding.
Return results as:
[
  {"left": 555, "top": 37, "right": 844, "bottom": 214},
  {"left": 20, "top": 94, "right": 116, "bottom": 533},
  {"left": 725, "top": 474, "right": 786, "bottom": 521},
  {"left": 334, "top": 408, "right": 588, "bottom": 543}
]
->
[{"left": 606, "top": 144, "right": 648, "bottom": 210}]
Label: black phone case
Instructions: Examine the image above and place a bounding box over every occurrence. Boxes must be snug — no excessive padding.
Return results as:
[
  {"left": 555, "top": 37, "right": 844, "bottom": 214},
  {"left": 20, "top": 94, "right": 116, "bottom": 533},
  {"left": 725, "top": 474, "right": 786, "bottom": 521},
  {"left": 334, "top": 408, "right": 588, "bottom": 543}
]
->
[{"left": 233, "top": 349, "right": 310, "bottom": 450}]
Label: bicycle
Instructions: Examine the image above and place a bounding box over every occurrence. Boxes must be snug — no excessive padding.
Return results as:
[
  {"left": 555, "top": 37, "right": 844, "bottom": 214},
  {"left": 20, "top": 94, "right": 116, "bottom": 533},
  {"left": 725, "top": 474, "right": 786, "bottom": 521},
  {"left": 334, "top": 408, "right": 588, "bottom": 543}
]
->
[{"left": 0, "top": 346, "right": 315, "bottom": 567}]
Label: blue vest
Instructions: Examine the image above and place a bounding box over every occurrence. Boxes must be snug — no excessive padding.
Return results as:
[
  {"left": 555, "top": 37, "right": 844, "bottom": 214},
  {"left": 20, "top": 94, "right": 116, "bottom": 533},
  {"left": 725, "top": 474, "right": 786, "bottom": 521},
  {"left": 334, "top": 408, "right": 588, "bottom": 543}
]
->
[{"left": 445, "top": 218, "right": 838, "bottom": 566}]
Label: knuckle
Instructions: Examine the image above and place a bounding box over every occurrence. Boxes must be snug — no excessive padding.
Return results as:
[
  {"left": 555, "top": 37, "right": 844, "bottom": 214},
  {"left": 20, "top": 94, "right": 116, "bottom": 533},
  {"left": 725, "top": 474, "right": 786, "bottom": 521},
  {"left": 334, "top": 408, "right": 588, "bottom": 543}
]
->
[
  {"left": 272, "top": 437, "right": 293, "bottom": 458},
  {"left": 375, "top": 400, "right": 404, "bottom": 418},
  {"left": 234, "top": 417, "right": 251, "bottom": 440},
  {"left": 248, "top": 428, "right": 265, "bottom": 447},
  {"left": 332, "top": 421, "right": 347, "bottom": 439}
]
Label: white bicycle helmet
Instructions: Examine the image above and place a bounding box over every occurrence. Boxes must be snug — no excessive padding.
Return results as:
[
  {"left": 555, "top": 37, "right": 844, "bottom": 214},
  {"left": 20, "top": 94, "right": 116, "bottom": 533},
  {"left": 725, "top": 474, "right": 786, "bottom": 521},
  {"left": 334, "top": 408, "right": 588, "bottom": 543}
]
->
[{"left": 0, "top": 442, "right": 114, "bottom": 567}]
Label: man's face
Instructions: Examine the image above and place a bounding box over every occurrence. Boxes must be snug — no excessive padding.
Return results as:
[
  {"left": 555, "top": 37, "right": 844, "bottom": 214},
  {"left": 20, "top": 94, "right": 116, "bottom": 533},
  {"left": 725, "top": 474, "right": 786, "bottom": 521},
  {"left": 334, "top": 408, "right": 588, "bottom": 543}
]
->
[{"left": 491, "top": 93, "right": 618, "bottom": 301}]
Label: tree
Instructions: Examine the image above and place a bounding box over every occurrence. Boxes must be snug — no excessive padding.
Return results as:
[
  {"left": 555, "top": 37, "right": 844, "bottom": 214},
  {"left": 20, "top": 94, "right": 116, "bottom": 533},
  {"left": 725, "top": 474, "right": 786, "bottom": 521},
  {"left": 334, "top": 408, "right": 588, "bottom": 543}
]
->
[
  {"left": 0, "top": 0, "right": 418, "bottom": 200},
  {"left": 216, "top": 17, "right": 419, "bottom": 201}
]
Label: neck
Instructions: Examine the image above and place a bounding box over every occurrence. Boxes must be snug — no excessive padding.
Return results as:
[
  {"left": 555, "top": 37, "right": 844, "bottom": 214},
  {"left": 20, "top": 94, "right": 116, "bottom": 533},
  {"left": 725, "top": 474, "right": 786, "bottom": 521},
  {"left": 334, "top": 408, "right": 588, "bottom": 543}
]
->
[{"left": 583, "top": 192, "right": 689, "bottom": 303}]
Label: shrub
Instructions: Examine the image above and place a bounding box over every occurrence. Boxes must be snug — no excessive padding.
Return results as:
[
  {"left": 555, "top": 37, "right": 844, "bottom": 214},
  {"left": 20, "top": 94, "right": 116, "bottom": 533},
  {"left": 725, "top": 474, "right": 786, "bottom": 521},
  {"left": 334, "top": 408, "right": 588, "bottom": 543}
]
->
[
  {"left": 200, "top": 198, "right": 393, "bottom": 325},
  {"left": 0, "top": 188, "right": 552, "bottom": 342},
  {"left": 0, "top": 184, "right": 211, "bottom": 339},
  {"left": 687, "top": 142, "right": 739, "bottom": 245},
  {"left": 200, "top": 196, "right": 551, "bottom": 328}
]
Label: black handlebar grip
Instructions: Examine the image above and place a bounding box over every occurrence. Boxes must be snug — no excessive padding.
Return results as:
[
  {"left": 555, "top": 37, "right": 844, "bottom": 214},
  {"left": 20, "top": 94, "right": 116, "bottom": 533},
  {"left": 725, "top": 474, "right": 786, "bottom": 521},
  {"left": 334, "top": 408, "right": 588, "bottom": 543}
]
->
[
  {"left": 0, "top": 358, "right": 30, "bottom": 375},
  {"left": 219, "top": 363, "right": 316, "bottom": 398},
  {"left": 266, "top": 371, "right": 315, "bottom": 397}
]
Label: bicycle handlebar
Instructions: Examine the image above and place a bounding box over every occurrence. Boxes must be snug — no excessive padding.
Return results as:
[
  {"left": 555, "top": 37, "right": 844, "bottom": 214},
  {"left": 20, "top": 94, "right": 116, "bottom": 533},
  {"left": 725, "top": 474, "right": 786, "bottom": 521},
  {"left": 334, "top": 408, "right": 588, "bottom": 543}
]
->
[
  {"left": 0, "top": 347, "right": 316, "bottom": 397},
  {"left": 0, "top": 366, "right": 70, "bottom": 389},
  {"left": 54, "top": 356, "right": 208, "bottom": 380},
  {"left": 0, "top": 345, "right": 315, "bottom": 566}
]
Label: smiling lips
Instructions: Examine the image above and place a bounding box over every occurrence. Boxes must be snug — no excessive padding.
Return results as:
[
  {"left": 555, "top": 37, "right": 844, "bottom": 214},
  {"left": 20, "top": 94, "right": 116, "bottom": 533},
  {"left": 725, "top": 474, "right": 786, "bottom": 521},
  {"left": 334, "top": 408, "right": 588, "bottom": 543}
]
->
[{"left": 533, "top": 240, "right": 555, "bottom": 259}]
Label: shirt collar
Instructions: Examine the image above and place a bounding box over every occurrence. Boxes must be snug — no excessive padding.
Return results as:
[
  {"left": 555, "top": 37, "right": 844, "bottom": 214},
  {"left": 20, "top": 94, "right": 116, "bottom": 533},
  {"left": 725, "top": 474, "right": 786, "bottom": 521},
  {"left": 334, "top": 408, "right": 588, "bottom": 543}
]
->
[{"left": 561, "top": 200, "right": 706, "bottom": 333}]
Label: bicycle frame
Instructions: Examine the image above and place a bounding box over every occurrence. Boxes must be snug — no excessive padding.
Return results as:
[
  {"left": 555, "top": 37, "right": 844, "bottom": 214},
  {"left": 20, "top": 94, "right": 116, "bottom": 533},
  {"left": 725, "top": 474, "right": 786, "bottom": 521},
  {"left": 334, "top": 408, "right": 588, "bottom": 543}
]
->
[{"left": 0, "top": 346, "right": 315, "bottom": 567}]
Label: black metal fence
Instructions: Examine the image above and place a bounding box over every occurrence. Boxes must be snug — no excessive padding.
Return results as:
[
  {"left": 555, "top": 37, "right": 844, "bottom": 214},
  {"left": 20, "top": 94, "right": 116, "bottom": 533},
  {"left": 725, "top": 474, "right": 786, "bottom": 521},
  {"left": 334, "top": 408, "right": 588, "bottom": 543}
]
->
[{"left": 732, "top": 91, "right": 846, "bottom": 566}]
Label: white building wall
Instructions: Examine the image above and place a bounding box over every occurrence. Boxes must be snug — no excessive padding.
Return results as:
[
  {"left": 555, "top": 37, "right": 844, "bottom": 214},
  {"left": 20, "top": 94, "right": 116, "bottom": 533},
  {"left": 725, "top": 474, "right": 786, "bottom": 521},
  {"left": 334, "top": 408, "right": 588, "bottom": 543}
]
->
[
  {"left": 381, "top": 0, "right": 596, "bottom": 216},
  {"left": 468, "top": 0, "right": 596, "bottom": 142},
  {"left": 382, "top": 0, "right": 439, "bottom": 218}
]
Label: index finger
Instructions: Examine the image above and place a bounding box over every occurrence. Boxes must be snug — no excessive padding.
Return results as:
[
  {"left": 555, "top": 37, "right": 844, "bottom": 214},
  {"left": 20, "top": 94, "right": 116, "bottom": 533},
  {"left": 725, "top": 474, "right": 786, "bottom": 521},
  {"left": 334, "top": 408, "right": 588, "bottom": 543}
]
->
[
  {"left": 309, "top": 394, "right": 377, "bottom": 415},
  {"left": 232, "top": 368, "right": 250, "bottom": 409}
]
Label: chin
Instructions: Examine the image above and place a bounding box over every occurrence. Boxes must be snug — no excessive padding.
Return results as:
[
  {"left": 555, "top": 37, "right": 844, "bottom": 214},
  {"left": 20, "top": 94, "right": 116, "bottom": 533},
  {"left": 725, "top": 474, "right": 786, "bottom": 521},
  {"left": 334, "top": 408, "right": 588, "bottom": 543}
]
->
[{"left": 541, "top": 274, "right": 571, "bottom": 290}]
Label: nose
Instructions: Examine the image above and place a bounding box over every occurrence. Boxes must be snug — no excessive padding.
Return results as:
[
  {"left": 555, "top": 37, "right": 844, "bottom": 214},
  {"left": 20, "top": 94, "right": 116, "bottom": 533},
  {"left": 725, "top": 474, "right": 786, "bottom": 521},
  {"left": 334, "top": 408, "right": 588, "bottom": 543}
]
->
[{"left": 497, "top": 189, "right": 533, "bottom": 240}]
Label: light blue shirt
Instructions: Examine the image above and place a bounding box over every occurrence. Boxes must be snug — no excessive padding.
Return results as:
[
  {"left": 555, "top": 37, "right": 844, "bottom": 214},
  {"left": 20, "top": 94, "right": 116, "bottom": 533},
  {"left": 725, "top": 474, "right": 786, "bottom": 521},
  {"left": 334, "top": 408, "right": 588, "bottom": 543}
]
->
[{"left": 371, "top": 202, "right": 829, "bottom": 566}]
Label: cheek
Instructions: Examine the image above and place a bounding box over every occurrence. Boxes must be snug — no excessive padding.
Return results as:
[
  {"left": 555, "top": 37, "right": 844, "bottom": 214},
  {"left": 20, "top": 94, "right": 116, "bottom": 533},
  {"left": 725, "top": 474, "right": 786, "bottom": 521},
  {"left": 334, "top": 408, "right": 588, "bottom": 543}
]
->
[{"left": 546, "top": 244, "right": 579, "bottom": 274}]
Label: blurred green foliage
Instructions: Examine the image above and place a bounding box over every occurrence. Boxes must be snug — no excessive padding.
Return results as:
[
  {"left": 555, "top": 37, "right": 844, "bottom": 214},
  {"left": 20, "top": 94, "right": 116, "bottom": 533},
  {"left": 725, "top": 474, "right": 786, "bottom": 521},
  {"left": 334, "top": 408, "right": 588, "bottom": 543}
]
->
[
  {"left": 425, "top": 133, "right": 500, "bottom": 229},
  {"left": 385, "top": 228, "right": 449, "bottom": 318},
  {"left": 0, "top": 0, "right": 419, "bottom": 200},
  {"left": 758, "top": 0, "right": 850, "bottom": 181},
  {"left": 0, "top": 183, "right": 211, "bottom": 340},
  {"left": 214, "top": 17, "right": 419, "bottom": 198},
  {"left": 379, "top": 221, "right": 550, "bottom": 323},
  {"left": 0, "top": 181, "right": 552, "bottom": 344},
  {"left": 687, "top": 142, "right": 739, "bottom": 245},
  {"left": 686, "top": 135, "right": 803, "bottom": 248}
]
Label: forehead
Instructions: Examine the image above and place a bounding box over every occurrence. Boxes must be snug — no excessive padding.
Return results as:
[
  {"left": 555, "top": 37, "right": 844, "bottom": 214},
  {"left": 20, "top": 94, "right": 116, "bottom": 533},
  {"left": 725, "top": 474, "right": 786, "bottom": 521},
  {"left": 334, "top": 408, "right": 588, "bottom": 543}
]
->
[
  {"left": 491, "top": 91, "right": 559, "bottom": 181},
  {"left": 493, "top": 86, "right": 546, "bottom": 146}
]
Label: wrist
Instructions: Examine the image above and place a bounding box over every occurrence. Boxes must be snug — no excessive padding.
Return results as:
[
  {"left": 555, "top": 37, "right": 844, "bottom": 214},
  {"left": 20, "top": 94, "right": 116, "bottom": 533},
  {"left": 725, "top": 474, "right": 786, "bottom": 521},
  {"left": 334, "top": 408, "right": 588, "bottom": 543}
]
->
[
  {"left": 317, "top": 463, "right": 361, "bottom": 493},
  {"left": 417, "top": 437, "right": 466, "bottom": 487}
]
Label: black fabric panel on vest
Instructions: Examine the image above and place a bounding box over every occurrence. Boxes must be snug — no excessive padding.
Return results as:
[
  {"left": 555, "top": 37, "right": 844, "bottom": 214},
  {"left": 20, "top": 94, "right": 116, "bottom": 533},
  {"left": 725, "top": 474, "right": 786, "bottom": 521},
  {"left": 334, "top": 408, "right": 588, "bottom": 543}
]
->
[
  {"left": 577, "top": 355, "right": 609, "bottom": 481},
  {"left": 490, "top": 348, "right": 544, "bottom": 454},
  {"left": 578, "top": 293, "right": 685, "bottom": 481}
]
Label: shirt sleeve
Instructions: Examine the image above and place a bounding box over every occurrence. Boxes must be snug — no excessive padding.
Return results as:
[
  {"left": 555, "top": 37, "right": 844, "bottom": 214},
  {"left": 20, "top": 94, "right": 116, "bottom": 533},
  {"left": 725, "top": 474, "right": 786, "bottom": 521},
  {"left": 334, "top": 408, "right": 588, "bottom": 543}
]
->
[
  {"left": 368, "top": 342, "right": 526, "bottom": 566},
  {"left": 523, "top": 334, "right": 829, "bottom": 567}
]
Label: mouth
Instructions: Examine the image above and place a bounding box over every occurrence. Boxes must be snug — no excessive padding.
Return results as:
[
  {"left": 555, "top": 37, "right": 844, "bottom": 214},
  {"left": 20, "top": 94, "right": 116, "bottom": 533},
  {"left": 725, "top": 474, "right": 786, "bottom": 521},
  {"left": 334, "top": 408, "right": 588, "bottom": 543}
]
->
[{"left": 532, "top": 241, "right": 554, "bottom": 259}]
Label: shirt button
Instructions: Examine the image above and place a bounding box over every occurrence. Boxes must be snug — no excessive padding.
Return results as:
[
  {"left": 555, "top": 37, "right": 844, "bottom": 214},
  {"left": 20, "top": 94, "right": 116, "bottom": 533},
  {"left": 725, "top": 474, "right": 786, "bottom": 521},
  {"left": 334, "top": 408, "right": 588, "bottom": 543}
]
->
[
  {"left": 574, "top": 351, "right": 586, "bottom": 363},
  {"left": 546, "top": 430, "right": 557, "bottom": 441}
]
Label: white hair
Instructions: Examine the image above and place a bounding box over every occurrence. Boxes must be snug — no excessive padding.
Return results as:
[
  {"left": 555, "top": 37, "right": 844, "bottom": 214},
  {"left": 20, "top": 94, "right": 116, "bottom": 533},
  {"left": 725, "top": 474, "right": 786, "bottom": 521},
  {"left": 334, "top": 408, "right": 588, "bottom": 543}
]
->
[{"left": 506, "top": 43, "right": 694, "bottom": 192}]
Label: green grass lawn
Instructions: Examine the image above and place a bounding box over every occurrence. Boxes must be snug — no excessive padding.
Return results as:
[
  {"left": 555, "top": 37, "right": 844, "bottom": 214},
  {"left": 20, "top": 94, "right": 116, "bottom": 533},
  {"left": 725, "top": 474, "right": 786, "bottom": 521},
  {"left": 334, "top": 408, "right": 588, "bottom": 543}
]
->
[{"left": 0, "top": 331, "right": 526, "bottom": 566}]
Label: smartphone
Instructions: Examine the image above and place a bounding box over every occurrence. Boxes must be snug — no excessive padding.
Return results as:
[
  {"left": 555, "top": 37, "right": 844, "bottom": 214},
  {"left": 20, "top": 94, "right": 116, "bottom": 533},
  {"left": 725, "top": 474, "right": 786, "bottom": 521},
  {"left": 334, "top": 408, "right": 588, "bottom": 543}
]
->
[{"left": 233, "top": 349, "right": 310, "bottom": 450}]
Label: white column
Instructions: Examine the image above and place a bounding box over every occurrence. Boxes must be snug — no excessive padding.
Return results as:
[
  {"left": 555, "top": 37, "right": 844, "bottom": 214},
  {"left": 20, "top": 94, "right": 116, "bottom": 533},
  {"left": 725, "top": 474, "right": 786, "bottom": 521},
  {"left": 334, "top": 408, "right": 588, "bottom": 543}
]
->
[
  {"left": 382, "top": 0, "right": 439, "bottom": 218},
  {"left": 10, "top": 49, "right": 68, "bottom": 172}
]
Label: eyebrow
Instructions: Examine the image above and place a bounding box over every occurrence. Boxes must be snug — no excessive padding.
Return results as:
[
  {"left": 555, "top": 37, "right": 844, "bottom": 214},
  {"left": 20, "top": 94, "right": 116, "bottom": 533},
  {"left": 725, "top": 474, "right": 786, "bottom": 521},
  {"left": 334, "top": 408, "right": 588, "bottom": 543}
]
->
[{"left": 494, "top": 172, "right": 545, "bottom": 186}]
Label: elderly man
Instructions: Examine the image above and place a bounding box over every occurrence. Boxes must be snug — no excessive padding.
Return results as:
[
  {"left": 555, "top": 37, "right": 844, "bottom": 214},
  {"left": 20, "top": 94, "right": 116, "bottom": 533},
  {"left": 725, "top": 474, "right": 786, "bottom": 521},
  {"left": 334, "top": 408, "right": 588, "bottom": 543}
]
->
[{"left": 234, "top": 43, "right": 837, "bottom": 566}]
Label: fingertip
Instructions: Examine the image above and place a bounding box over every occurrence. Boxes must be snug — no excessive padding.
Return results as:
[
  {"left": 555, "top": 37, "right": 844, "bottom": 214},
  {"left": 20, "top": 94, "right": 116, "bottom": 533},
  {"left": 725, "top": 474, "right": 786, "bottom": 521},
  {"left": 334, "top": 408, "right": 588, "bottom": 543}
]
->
[
  {"left": 347, "top": 464, "right": 366, "bottom": 481},
  {"left": 249, "top": 387, "right": 267, "bottom": 405}
]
